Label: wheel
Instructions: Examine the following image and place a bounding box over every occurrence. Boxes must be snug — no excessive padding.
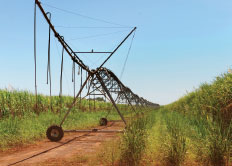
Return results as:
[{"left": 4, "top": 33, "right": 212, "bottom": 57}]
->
[
  {"left": 99, "top": 118, "right": 108, "bottom": 126},
  {"left": 46, "top": 125, "right": 64, "bottom": 142}
]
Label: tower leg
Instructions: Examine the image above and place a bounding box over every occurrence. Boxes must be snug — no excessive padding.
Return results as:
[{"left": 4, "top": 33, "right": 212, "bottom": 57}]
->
[
  {"left": 96, "top": 73, "right": 127, "bottom": 125},
  {"left": 59, "top": 74, "right": 91, "bottom": 127}
]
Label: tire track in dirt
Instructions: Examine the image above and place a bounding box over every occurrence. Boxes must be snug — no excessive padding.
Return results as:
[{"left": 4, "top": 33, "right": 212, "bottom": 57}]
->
[{"left": 0, "top": 121, "right": 124, "bottom": 166}]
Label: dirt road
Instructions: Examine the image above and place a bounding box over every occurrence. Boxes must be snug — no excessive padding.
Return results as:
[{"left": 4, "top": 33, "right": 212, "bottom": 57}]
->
[{"left": 0, "top": 121, "right": 124, "bottom": 166}]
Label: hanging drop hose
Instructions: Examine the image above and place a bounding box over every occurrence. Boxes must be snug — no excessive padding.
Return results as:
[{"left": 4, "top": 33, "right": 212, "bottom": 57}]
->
[
  {"left": 80, "top": 67, "right": 83, "bottom": 107},
  {"left": 86, "top": 71, "right": 88, "bottom": 89},
  {"left": 72, "top": 62, "right": 74, "bottom": 82},
  {"left": 60, "top": 43, "right": 64, "bottom": 97},
  {"left": 46, "top": 12, "right": 52, "bottom": 111},
  {"left": 78, "top": 65, "right": 80, "bottom": 75},
  {"left": 34, "top": 2, "right": 38, "bottom": 109},
  {"left": 59, "top": 39, "right": 64, "bottom": 106},
  {"left": 72, "top": 61, "right": 76, "bottom": 99},
  {"left": 94, "top": 90, "right": 96, "bottom": 111}
]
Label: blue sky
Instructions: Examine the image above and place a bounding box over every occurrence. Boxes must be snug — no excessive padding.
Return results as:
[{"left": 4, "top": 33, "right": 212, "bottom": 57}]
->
[{"left": 1, "top": 0, "right": 232, "bottom": 105}]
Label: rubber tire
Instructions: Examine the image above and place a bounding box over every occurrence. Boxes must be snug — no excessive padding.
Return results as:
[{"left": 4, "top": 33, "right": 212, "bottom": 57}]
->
[
  {"left": 46, "top": 125, "right": 64, "bottom": 142},
  {"left": 99, "top": 118, "right": 108, "bottom": 126}
]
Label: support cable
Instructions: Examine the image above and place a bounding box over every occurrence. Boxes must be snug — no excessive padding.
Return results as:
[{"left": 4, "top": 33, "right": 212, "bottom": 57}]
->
[
  {"left": 55, "top": 26, "right": 132, "bottom": 29},
  {"left": 97, "top": 27, "right": 136, "bottom": 71},
  {"left": 120, "top": 31, "right": 136, "bottom": 79},
  {"left": 67, "top": 29, "right": 129, "bottom": 41},
  {"left": 40, "top": 2, "right": 132, "bottom": 28}
]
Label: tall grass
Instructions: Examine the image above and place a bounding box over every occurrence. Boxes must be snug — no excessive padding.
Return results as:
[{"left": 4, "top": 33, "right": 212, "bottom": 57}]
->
[
  {"left": 0, "top": 89, "right": 129, "bottom": 118},
  {"left": 166, "top": 73, "right": 232, "bottom": 166},
  {"left": 136, "top": 72, "right": 232, "bottom": 166},
  {"left": 0, "top": 89, "right": 131, "bottom": 150},
  {"left": 96, "top": 72, "right": 232, "bottom": 165},
  {"left": 169, "top": 73, "right": 232, "bottom": 127},
  {"left": 119, "top": 113, "right": 155, "bottom": 166},
  {"left": 162, "top": 112, "right": 187, "bottom": 166}
]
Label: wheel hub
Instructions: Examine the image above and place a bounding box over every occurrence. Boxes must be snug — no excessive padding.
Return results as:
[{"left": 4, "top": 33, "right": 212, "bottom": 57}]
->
[{"left": 51, "top": 129, "right": 59, "bottom": 137}]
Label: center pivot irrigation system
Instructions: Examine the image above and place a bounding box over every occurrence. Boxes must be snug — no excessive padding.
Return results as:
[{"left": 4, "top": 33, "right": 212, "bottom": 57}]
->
[{"left": 34, "top": 0, "right": 159, "bottom": 142}]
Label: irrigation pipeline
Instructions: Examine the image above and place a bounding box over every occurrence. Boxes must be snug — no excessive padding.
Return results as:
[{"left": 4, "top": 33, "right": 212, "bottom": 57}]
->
[
  {"left": 90, "top": 67, "right": 159, "bottom": 108},
  {"left": 34, "top": 0, "right": 159, "bottom": 127}
]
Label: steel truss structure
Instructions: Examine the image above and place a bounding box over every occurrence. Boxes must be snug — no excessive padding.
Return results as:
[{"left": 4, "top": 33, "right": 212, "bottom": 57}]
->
[{"left": 34, "top": 0, "right": 159, "bottom": 142}]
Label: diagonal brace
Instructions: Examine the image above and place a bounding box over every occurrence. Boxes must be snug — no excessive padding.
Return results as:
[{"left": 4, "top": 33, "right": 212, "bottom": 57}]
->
[{"left": 96, "top": 72, "right": 127, "bottom": 125}]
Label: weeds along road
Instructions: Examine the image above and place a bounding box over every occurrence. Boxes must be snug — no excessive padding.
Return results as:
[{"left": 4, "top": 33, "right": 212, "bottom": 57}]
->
[{"left": 0, "top": 121, "right": 124, "bottom": 166}]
